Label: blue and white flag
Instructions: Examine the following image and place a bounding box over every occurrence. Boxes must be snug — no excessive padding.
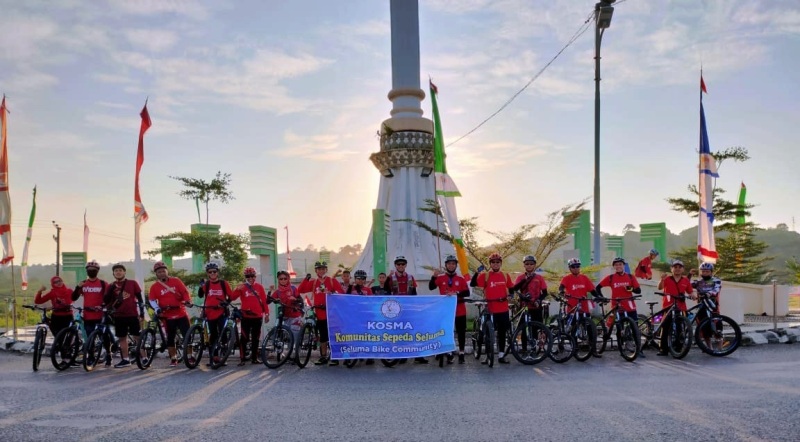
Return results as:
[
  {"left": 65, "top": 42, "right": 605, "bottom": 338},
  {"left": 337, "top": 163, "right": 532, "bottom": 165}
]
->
[{"left": 698, "top": 75, "right": 718, "bottom": 263}]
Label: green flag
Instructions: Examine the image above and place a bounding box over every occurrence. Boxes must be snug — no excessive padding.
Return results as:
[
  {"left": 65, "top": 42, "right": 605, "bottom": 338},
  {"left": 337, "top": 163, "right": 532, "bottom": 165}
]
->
[
  {"left": 431, "top": 81, "right": 460, "bottom": 198},
  {"left": 20, "top": 186, "right": 37, "bottom": 290},
  {"left": 735, "top": 182, "right": 747, "bottom": 225}
]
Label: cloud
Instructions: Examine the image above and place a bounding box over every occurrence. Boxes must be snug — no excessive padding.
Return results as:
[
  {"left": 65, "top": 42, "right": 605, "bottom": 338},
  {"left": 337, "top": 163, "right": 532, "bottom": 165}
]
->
[
  {"left": 275, "top": 130, "right": 359, "bottom": 161},
  {"left": 0, "top": 14, "right": 58, "bottom": 62},
  {"left": 85, "top": 113, "right": 187, "bottom": 135},
  {"left": 124, "top": 29, "right": 179, "bottom": 53},
  {"left": 108, "top": 0, "right": 209, "bottom": 20},
  {"left": 2, "top": 67, "right": 58, "bottom": 92}
]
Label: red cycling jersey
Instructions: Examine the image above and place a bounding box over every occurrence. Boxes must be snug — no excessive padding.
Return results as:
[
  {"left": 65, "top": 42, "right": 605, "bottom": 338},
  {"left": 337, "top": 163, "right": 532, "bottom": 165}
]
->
[
  {"left": 232, "top": 282, "right": 269, "bottom": 318},
  {"left": 200, "top": 280, "right": 232, "bottom": 321},
  {"left": 514, "top": 273, "right": 548, "bottom": 311},
  {"left": 35, "top": 286, "right": 74, "bottom": 316},
  {"left": 274, "top": 284, "right": 302, "bottom": 318},
  {"left": 635, "top": 256, "right": 654, "bottom": 279},
  {"left": 385, "top": 271, "right": 418, "bottom": 295},
  {"left": 75, "top": 279, "right": 107, "bottom": 321},
  {"left": 597, "top": 272, "right": 640, "bottom": 313},
  {"left": 432, "top": 273, "right": 469, "bottom": 317},
  {"left": 346, "top": 285, "right": 373, "bottom": 295},
  {"left": 660, "top": 276, "right": 693, "bottom": 312},
  {"left": 476, "top": 271, "right": 513, "bottom": 314},
  {"left": 297, "top": 276, "right": 342, "bottom": 321},
  {"left": 149, "top": 277, "right": 191, "bottom": 320},
  {"left": 103, "top": 279, "right": 142, "bottom": 318},
  {"left": 559, "top": 273, "right": 596, "bottom": 313}
]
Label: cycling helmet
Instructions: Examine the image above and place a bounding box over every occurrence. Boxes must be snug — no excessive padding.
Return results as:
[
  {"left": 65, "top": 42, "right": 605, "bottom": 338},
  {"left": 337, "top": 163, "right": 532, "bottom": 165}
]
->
[
  {"left": 394, "top": 256, "right": 407, "bottom": 265},
  {"left": 523, "top": 255, "right": 537, "bottom": 264},
  {"left": 671, "top": 259, "right": 684, "bottom": 267},
  {"left": 444, "top": 255, "right": 458, "bottom": 264},
  {"left": 353, "top": 270, "right": 368, "bottom": 279},
  {"left": 276, "top": 270, "right": 290, "bottom": 278},
  {"left": 649, "top": 248, "right": 660, "bottom": 256},
  {"left": 567, "top": 258, "right": 581, "bottom": 268},
  {"left": 699, "top": 262, "right": 714, "bottom": 271},
  {"left": 153, "top": 261, "right": 168, "bottom": 272},
  {"left": 488, "top": 252, "right": 502, "bottom": 262},
  {"left": 86, "top": 260, "right": 100, "bottom": 270},
  {"left": 314, "top": 261, "right": 327, "bottom": 269},
  {"left": 612, "top": 257, "right": 626, "bottom": 265},
  {"left": 244, "top": 266, "right": 257, "bottom": 277},
  {"left": 205, "top": 262, "right": 220, "bottom": 272},
  {"left": 112, "top": 263, "right": 126, "bottom": 271}
]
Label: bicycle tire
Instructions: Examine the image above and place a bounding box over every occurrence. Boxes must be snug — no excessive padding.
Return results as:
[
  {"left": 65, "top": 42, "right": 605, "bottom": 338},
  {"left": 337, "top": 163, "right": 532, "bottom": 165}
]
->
[
  {"left": 510, "top": 321, "right": 551, "bottom": 365},
  {"left": 295, "top": 324, "right": 314, "bottom": 369},
  {"left": 695, "top": 315, "right": 741, "bottom": 357},
  {"left": 637, "top": 316, "right": 656, "bottom": 351},
  {"left": 572, "top": 317, "right": 596, "bottom": 362},
  {"left": 595, "top": 320, "right": 609, "bottom": 355},
  {"left": 261, "top": 326, "right": 294, "bottom": 369},
  {"left": 211, "top": 327, "right": 233, "bottom": 369},
  {"left": 616, "top": 317, "right": 641, "bottom": 362},
  {"left": 183, "top": 324, "right": 205, "bottom": 369},
  {"left": 174, "top": 330, "right": 185, "bottom": 363},
  {"left": 668, "top": 315, "right": 692, "bottom": 359},
  {"left": 380, "top": 359, "right": 400, "bottom": 367},
  {"left": 548, "top": 327, "right": 575, "bottom": 363},
  {"left": 482, "top": 321, "right": 495, "bottom": 367},
  {"left": 51, "top": 327, "right": 79, "bottom": 371},
  {"left": 83, "top": 330, "right": 104, "bottom": 372},
  {"left": 32, "top": 327, "right": 46, "bottom": 372},
  {"left": 136, "top": 329, "right": 157, "bottom": 369}
]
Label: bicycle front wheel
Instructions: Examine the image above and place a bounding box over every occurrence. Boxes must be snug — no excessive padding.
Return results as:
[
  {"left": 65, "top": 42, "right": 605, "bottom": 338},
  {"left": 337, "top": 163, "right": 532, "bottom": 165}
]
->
[
  {"left": 482, "top": 321, "right": 495, "bottom": 368},
  {"left": 51, "top": 327, "right": 79, "bottom": 371},
  {"left": 174, "top": 329, "right": 185, "bottom": 363},
  {"left": 595, "top": 320, "right": 609, "bottom": 355},
  {"left": 548, "top": 324, "right": 575, "bottom": 364},
  {"left": 380, "top": 359, "right": 400, "bottom": 367},
  {"left": 572, "top": 317, "right": 596, "bottom": 362},
  {"left": 616, "top": 317, "right": 641, "bottom": 362},
  {"left": 295, "top": 324, "right": 314, "bottom": 369},
  {"left": 83, "top": 330, "right": 104, "bottom": 372},
  {"left": 668, "top": 315, "right": 692, "bottom": 359},
  {"left": 32, "top": 327, "right": 47, "bottom": 372},
  {"left": 211, "top": 327, "right": 233, "bottom": 369},
  {"left": 695, "top": 315, "right": 741, "bottom": 357},
  {"left": 510, "top": 321, "right": 551, "bottom": 365},
  {"left": 261, "top": 326, "right": 294, "bottom": 369},
  {"left": 136, "top": 329, "right": 157, "bottom": 369},
  {"left": 638, "top": 316, "right": 655, "bottom": 352},
  {"left": 183, "top": 324, "right": 204, "bottom": 369}
]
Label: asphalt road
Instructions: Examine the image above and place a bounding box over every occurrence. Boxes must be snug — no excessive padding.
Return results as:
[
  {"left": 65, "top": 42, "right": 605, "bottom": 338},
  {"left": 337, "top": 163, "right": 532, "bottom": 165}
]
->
[{"left": 0, "top": 346, "right": 798, "bottom": 441}]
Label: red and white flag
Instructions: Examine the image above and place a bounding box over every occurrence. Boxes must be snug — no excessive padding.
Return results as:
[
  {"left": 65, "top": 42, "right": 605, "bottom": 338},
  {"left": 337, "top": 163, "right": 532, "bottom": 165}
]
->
[
  {"left": 134, "top": 101, "right": 151, "bottom": 292},
  {"left": 0, "top": 96, "right": 14, "bottom": 265}
]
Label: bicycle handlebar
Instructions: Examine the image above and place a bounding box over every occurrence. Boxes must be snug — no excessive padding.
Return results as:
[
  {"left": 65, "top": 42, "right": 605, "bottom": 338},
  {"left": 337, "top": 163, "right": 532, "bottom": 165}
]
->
[{"left": 654, "top": 291, "right": 688, "bottom": 300}]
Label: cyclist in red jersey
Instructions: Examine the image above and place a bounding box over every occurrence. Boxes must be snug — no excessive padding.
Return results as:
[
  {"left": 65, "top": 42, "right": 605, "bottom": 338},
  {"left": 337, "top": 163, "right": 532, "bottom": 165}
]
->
[
  {"left": 298, "top": 261, "right": 343, "bottom": 366},
  {"left": 231, "top": 267, "right": 269, "bottom": 366},
  {"left": 635, "top": 249, "right": 660, "bottom": 280},
  {"left": 148, "top": 261, "right": 192, "bottom": 367},
  {"left": 347, "top": 270, "right": 373, "bottom": 295},
  {"left": 197, "top": 262, "right": 233, "bottom": 366},
  {"left": 429, "top": 255, "right": 470, "bottom": 364},
  {"left": 270, "top": 270, "right": 304, "bottom": 359},
  {"left": 656, "top": 259, "right": 696, "bottom": 356},
  {"left": 470, "top": 252, "right": 514, "bottom": 364},
  {"left": 103, "top": 263, "right": 145, "bottom": 368},
  {"left": 558, "top": 258, "right": 602, "bottom": 357},
  {"left": 35, "top": 276, "right": 74, "bottom": 338},
  {"left": 596, "top": 258, "right": 641, "bottom": 320},
  {"left": 511, "top": 255, "right": 549, "bottom": 323},
  {"left": 385, "top": 256, "right": 427, "bottom": 364},
  {"left": 72, "top": 260, "right": 111, "bottom": 365}
]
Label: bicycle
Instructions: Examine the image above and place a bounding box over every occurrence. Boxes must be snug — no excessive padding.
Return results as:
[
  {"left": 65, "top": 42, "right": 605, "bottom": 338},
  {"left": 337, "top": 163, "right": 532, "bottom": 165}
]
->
[
  {"left": 50, "top": 306, "right": 87, "bottom": 371},
  {"left": 23, "top": 305, "right": 50, "bottom": 372},
  {"left": 548, "top": 295, "right": 594, "bottom": 363},
  {"left": 686, "top": 293, "right": 742, "bottom": 357},
  {"left": 593, "top": 296, "right": 642, "bottom": 362},
  {"left": 209, "top": 302, "right": 243, "bottom": 369},
  {"left": 638, "top": 292, "right": 693, "bottom": 359},
  {"left": 83, "top": 308, "right": 117, "bottom": 372},
  {"left": 465, "top": 298, "right": 498, "bottom": 367},
  {"left": 260, "top": 295, "right": 295, "bottom": 369},
  {"left": 183, "top": 305, "right": 218, "bottom": 369},
  {"left": 507, "top": 294, "right": 553, "bottom": 365},
  {"left": 136, "top": 305, "right": 187, "bottom": 369},
  {"left": 295, "top": 300, "right": 321, "bottom": 369}
]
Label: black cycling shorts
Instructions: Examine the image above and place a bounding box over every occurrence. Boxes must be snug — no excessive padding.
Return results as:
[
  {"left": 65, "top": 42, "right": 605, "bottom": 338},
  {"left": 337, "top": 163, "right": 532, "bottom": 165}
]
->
[
  {"left": 114, "top": 316, "right": 141, "bottom": 338},
  {"left": 316, "top": 319, "right": 329, "bottom": 343}
]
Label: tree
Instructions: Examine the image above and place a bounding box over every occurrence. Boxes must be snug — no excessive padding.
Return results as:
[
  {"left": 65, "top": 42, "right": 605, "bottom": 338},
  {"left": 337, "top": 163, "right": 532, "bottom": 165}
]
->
[
  {"left": 147, "top": 231, "right": 249, "bottom": 285},
  {"left": 776, "top": 223, "right": 789, "bottom": 231},
  {"left": 170, "top": 171, "right": 234, "bottom": 225},
  {"left": 786, "top": 258, "right": 800, "bottom": 285},
  {"left": 622, "top": 224, "right": 636, "bottom": 233},
  {"left": 397, "top": 199, "right": 587, "bottom": 273}
]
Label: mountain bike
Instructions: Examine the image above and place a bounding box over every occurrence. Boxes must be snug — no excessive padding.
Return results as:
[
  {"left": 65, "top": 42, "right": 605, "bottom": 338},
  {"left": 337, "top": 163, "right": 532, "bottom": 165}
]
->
[
  {"left": 50, "top": 306, "right": 86, "bottom": 371},
  {"left": 549, "top": 295, "right": 594, "bottom": 362},
  {"left": 136, "top": 305, "right": 187, "bottom": 369},
  {"left": 295, "top": 300, "right": 321, "bottom": 369},
  {"left": 210, "top": 302, "right": 243, "bottom": 369},
  {"left": 183, "top": 305, "right": 217, "bottom": 369},
  {"left": 638, "top": 292, "right": 693, "bottom": 359},
  {"left": 260, "top": 296, "right": 295, "bottom": 369},
  {"left": 686, "top": 293, "right": 742, "bottom": 357},
  {"left": 508, "top": 294, "right": 552, "bottom": 365},
  {"left": 593, "top": 296, "right": 642, "bottom": 362},
  {"left": 23, "top": 305, "right": 50, "bottom": 372},
  {"left": 466, "top": 298, "right": 497, "bottom": 367},
  {"left": 83, "top": 308, "right": 116, "bottom": 372}
]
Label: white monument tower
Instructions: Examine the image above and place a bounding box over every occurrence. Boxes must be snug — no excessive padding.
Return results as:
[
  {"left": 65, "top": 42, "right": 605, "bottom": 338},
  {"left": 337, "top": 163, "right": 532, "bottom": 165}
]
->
[{"left": 354, "top": 0, "right": 453, "bottom": 281}]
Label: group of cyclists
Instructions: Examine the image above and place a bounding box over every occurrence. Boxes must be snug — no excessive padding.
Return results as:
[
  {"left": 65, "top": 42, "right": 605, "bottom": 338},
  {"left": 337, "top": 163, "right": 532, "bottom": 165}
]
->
[{"left": 30, "top": 247, "right": 723, "bottom": 370}]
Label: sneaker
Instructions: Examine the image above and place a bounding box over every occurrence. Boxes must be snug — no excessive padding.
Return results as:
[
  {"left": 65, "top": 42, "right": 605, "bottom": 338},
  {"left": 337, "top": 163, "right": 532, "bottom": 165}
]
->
[
  {"left": 329, "top": 360, "right": 339, "bottom": 366},
  {"left": 252, "top": 358, "right": 263, "bottom": 365},
  {"left": 169, "top": 359, "right": 178, "bottom": 367},
  {"left": 187, "top": 357, "right": 196, "bottom": 366},
  {"left": 481, "top": 358, "right": 489, "bottom": 365},
  {"left": 458, "top": 354, "right": 465, "bottom": 364},
  {"left": 414, "top": 357, "right": 429, "bottom": 364},
  {"left": 656, "top": 351, "right": 668, "bottom": 356},
  {"left": 105, "top": 357, "right": 112, "bottom": 367},
  {"left": 114, "top": 359, "right": 131, "bottom": 368},
  {"left": 637, "top": 351, "right": 646, "bottom": 359},
  {"left": 314, "top": 357, "right": 329, "bottom": 366},
  {"left": 70, "top": 360, "right": 82, "bottom": 367},
  {"left": 498, "top": 357, "right": 510, "bottom": 364},
  {"left": 593, "top": 352, "right": 603, "bottom": 358}
]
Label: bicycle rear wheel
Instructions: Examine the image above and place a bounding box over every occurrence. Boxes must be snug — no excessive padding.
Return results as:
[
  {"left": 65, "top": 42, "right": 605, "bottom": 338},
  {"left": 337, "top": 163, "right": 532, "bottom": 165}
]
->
[
  {"left": 51, "top": 327, "right": 79, "bottom": 371},
  {"left": 695, "top": 315, "right": 741, "bottom": 357},
  {"left": 83, "top": 330, "right": 104, "bottom": 372},
  {"left": 595, "top": 320, "right": 609, "bottom": 355},
  {"left": 295, "top": 324, "right": 314, "bottom": 369},
  {"left": 510, "top": 321, "right": 551, "bottom": 365},
  {"left": 638, "top": 316, "right": 656, "bottom": 351},
  {"left": 380, "top": 359, "right": 400, "bottom": 367},
  {"left": 668, "top": 315, "right": 692, "bottom": 359},
  {"left": 183, "top": 324, "right": 204, "bottom": 369},
  {"left": 616, "top": 317, "right": 641, "bottom": 362},
  {"left": 211, "top": 327, "right": 233, "bottom": 369},
  {"left": 572, "top": 317, "right": 596, "bottom": 362},
  {"left": 548, "top": 325, "right": 575, "bottom": 364},
  {"left": 482, "top": 321, "right": 495, "bottom": 367},
  {"left": 174, "top": 330, "right": 185, "bottom": 363},
  {"left": 136, "top": 329, "right": 157, "bottom": 369},
  {"left": 261, "top": 326, "right": 293, "bottom": 369},
  {"left": 32, "top": 327, "right": 46, "bottom": 372}
]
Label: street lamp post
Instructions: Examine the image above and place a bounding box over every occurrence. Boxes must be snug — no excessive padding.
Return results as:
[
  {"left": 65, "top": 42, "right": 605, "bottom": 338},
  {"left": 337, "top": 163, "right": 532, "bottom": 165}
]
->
[
  {"left": 593, "top": 0, "right": 615, "bottom": 266},
  {"left": 52, "top": 221, "right": 61, "bottom": 276}
]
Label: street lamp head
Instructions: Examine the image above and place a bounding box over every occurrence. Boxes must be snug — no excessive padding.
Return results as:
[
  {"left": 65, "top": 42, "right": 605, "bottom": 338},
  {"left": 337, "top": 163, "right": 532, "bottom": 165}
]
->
[{"left": 597, "top": 5, "right": 614, "bottom": 29}]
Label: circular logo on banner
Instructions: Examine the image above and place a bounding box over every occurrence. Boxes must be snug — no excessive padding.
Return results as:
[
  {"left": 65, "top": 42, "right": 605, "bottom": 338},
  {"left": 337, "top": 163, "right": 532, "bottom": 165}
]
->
[{"left": 380, "top": 299, "right": 402, "bottom": 319}]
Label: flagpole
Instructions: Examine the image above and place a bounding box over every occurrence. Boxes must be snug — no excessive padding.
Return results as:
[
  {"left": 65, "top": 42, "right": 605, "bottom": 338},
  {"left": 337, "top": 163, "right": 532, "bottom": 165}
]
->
[
  {"left": 10, "top": 262, "right": 17, "bottom": 340},
  {"left": 429, "top": 77, "right": 443, "bottom": 269}
]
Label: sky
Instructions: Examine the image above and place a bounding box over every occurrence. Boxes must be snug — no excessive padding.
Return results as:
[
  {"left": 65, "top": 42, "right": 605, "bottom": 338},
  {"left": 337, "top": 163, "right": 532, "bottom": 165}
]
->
[{"left": 0, "top": 0, "right": 798, "bottom": 267}]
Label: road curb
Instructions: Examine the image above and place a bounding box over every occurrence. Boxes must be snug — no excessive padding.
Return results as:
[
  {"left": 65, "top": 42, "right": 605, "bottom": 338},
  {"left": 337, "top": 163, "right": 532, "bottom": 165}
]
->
[{"left": 741, "top": 326, "right": 800, "bottom": 346}]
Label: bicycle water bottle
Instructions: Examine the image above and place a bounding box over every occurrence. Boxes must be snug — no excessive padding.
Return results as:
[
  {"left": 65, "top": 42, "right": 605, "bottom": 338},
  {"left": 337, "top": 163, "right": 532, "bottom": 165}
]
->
[{"left": 687, "top": 311, "right": 695, "bottom": 322}]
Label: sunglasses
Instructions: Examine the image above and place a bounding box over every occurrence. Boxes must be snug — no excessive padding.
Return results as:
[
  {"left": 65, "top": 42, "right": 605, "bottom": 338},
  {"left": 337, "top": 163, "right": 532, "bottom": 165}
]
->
[
  {"left": 396, "top": 263, "right": 406, "bottom": 266},
  {"left": 489, "top": 260, "right": 501, "bottom": 264},
  {"left": 278, "top": 277, "right": 289, "bottom": 281},
  {"left": 53, "top": 280, "right": 63, "bottom": 284},
  {"left": 245, "top": 275, "right": 256, "bottom": 278},
  {"left": 207, "top": 270, "right": 218, "bottom": 274}
]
